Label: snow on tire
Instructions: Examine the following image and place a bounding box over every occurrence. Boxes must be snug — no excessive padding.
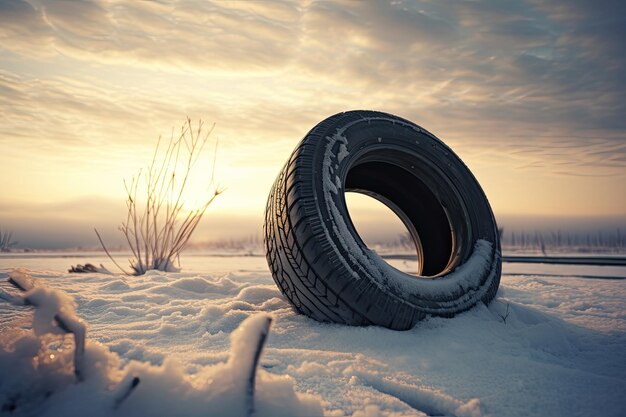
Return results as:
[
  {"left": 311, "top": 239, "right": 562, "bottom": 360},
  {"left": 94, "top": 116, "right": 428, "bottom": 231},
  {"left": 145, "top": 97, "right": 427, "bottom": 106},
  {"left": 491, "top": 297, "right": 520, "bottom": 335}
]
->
[{"left": 264, "top": 110, "right": 501, "bottom": 330}]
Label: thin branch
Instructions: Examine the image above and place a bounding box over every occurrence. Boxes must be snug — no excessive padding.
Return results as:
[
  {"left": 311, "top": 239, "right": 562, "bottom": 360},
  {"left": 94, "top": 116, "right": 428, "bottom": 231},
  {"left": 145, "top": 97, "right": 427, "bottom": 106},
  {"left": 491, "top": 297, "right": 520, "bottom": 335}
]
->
[{"left": 94, "top": 228, "right": 131, "bottom": 275}]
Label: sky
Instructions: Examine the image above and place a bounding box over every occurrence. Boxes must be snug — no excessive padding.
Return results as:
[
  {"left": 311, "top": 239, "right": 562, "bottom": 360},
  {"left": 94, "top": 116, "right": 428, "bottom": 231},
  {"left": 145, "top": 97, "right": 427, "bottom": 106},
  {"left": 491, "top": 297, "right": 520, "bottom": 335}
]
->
[{"left": 0, "top": 0, "right": 625, "bottom": 249}]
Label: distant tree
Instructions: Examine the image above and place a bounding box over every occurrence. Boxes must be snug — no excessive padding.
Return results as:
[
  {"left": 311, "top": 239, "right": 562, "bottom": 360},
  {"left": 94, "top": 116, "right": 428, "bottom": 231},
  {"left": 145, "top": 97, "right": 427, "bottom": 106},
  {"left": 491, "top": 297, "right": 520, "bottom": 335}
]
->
[{"left": 0, "top": 229, "right": 18, "bottom": 252}]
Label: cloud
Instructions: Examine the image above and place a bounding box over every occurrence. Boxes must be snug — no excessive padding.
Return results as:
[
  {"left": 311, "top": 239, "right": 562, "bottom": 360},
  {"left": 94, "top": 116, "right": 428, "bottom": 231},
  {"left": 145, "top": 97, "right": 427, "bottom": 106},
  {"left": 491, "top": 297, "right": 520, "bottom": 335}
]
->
[
  {"left": 0, "top": 0, "right": 49, "bottom": 37},
  {"left": 1, "top": 0, "right": 623, "bottom": 132},
  {"left": 0, "top": 0, "right": 300, "bottom": 70},
  {"left": 0, "top": 0, "right": 624, "bottom": 228}
]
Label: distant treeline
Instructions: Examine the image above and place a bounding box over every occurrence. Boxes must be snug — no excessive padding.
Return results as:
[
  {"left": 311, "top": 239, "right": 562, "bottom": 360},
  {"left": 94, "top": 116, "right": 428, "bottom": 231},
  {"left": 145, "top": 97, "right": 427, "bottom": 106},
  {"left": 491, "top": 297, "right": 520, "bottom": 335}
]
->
[
  {"left": 390, "top": 229, "right": 626, "bottom": 255},
  {"left": 179, "top": 229, "right": 626, "bottom": 255},
  {"left": 186, "top": 234, "right": 263, "bottom": 252},
  {"left": 499, "top": 228, "right": 625, "bottom": 254}
]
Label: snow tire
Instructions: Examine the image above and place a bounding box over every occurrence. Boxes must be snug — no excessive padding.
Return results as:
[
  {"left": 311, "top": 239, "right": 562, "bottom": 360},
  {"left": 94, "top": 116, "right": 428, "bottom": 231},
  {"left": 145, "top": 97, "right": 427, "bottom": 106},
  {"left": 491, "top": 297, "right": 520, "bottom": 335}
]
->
[{"left": 264, "top": 110, "right": 501, "bottom": 330}]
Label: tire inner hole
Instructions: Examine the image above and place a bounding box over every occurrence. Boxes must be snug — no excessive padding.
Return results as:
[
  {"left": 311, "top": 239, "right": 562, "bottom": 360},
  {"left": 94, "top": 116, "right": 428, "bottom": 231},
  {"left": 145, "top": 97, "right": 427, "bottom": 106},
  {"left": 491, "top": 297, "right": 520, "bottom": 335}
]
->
[
  {"left": 345, "top": 161, "right": 453, "bottom": 277},
  {"left": 344, "top": 192, "right": 421, "bottom": 274}
]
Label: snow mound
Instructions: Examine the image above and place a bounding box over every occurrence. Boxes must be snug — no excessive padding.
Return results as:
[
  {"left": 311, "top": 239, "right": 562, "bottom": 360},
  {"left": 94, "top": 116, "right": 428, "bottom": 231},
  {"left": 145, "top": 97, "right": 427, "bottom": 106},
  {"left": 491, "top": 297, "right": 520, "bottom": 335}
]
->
[
  {"left": 0, "top": 270, "right": 323, "bottom": 417},
  {"left": 169, "top": 276, "right": 236, "bottom": 293}
]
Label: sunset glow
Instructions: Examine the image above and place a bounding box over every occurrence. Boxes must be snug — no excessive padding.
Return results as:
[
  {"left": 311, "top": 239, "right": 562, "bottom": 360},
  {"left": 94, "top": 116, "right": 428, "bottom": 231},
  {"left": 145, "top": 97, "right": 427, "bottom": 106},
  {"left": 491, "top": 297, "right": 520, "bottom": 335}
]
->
[{"left": 1, "top": 0, "right": 624, "bottom": 248}]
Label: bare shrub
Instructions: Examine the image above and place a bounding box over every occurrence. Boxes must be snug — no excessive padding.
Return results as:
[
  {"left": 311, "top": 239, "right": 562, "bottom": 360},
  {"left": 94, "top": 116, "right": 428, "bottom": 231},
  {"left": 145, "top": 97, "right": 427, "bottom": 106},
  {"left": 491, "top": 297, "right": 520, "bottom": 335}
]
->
[
  {"left": 96, "top": 118, "right": 221, "bottom": 275},
  {"left": 0, "top": 229, "right": 18, "bottom": 252}
]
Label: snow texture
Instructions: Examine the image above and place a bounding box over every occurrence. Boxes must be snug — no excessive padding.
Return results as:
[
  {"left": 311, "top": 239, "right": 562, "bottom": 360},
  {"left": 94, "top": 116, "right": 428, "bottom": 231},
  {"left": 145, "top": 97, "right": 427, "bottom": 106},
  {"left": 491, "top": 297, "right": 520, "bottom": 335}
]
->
[
  {"left": 368, "top": 240, "right": 500, "bottom": 314},
  {"left": 1, "top": 255, "right": 625, "bottom": 417},
  {"left": 0, "top": 270, "right": 321, "bottom": 417}
]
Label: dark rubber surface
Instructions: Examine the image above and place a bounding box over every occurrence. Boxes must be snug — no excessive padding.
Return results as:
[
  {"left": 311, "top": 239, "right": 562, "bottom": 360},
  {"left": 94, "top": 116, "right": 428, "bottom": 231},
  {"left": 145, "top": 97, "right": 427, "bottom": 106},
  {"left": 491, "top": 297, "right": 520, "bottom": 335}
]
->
[{"left": 264, "top": 110, "right": 501, "bottom": 330}]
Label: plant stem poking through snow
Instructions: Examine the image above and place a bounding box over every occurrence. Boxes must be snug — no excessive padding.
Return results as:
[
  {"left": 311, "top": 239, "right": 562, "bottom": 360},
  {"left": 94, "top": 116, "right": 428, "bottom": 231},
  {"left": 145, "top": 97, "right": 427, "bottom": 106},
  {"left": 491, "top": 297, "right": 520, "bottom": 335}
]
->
[
  {"left": 113, "top": 376, "right": 141, "bottom": 410},
  {"left": 95, "top": 117, "right": 222, "bottom": 275},
  {"left": 227, "top": 314, "right": 273, "bottom": 417},
  {"left": 498, "top": 302, "right": 510, "bottom": 325},
  {"left": 4, "top": 270, "right": 87, "bottom": 381}
]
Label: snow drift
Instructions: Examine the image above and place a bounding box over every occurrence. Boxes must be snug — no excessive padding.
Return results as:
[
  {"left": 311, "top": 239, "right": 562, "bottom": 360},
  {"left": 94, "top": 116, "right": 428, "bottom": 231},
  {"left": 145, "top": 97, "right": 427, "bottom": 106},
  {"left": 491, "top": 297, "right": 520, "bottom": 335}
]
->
[{"left": 0, "top": 270, "right": 322, "bottom": 417}]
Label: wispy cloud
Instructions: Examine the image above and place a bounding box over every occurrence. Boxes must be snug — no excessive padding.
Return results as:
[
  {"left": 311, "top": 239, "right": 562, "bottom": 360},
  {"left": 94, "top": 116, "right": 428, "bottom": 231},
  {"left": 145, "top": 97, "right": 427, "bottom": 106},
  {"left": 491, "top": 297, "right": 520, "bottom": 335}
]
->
[
  {"left": 2, "top": 0, "right": 624, "bottom": 130},
  {"left": 0, "top": 0, "right": 300, "bottom": 70},
  {"left": 0, "top": 0, "right": 624, "bottom": 248}
]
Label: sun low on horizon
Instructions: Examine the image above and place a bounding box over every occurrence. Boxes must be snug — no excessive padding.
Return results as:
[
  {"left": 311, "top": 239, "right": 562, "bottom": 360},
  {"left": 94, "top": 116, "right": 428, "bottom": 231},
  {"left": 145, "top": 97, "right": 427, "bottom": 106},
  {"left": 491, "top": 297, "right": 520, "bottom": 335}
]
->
[{"left": 1, "top": 0, "right": 625, "bottom": 249}]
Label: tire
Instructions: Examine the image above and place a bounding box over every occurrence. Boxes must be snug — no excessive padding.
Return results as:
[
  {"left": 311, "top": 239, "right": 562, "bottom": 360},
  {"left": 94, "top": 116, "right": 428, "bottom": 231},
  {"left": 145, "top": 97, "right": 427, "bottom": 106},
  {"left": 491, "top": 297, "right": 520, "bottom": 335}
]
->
[{"left": 264, "top": 110, "right": 501, "bottom": 330}]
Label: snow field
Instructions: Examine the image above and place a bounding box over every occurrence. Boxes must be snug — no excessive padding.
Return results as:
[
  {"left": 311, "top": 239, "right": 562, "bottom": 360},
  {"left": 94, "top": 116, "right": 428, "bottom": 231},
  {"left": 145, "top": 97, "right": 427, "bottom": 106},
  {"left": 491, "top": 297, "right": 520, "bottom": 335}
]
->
[{"left": 0, "top": 256, "right": 625, "bottom": 416}]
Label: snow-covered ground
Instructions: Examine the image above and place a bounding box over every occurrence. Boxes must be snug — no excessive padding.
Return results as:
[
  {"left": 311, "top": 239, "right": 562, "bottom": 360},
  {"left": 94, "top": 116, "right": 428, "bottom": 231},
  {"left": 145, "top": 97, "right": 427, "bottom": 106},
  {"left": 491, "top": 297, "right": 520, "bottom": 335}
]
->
[{"left": 1, "top": 254, "right": 624, "bottom": 417}]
